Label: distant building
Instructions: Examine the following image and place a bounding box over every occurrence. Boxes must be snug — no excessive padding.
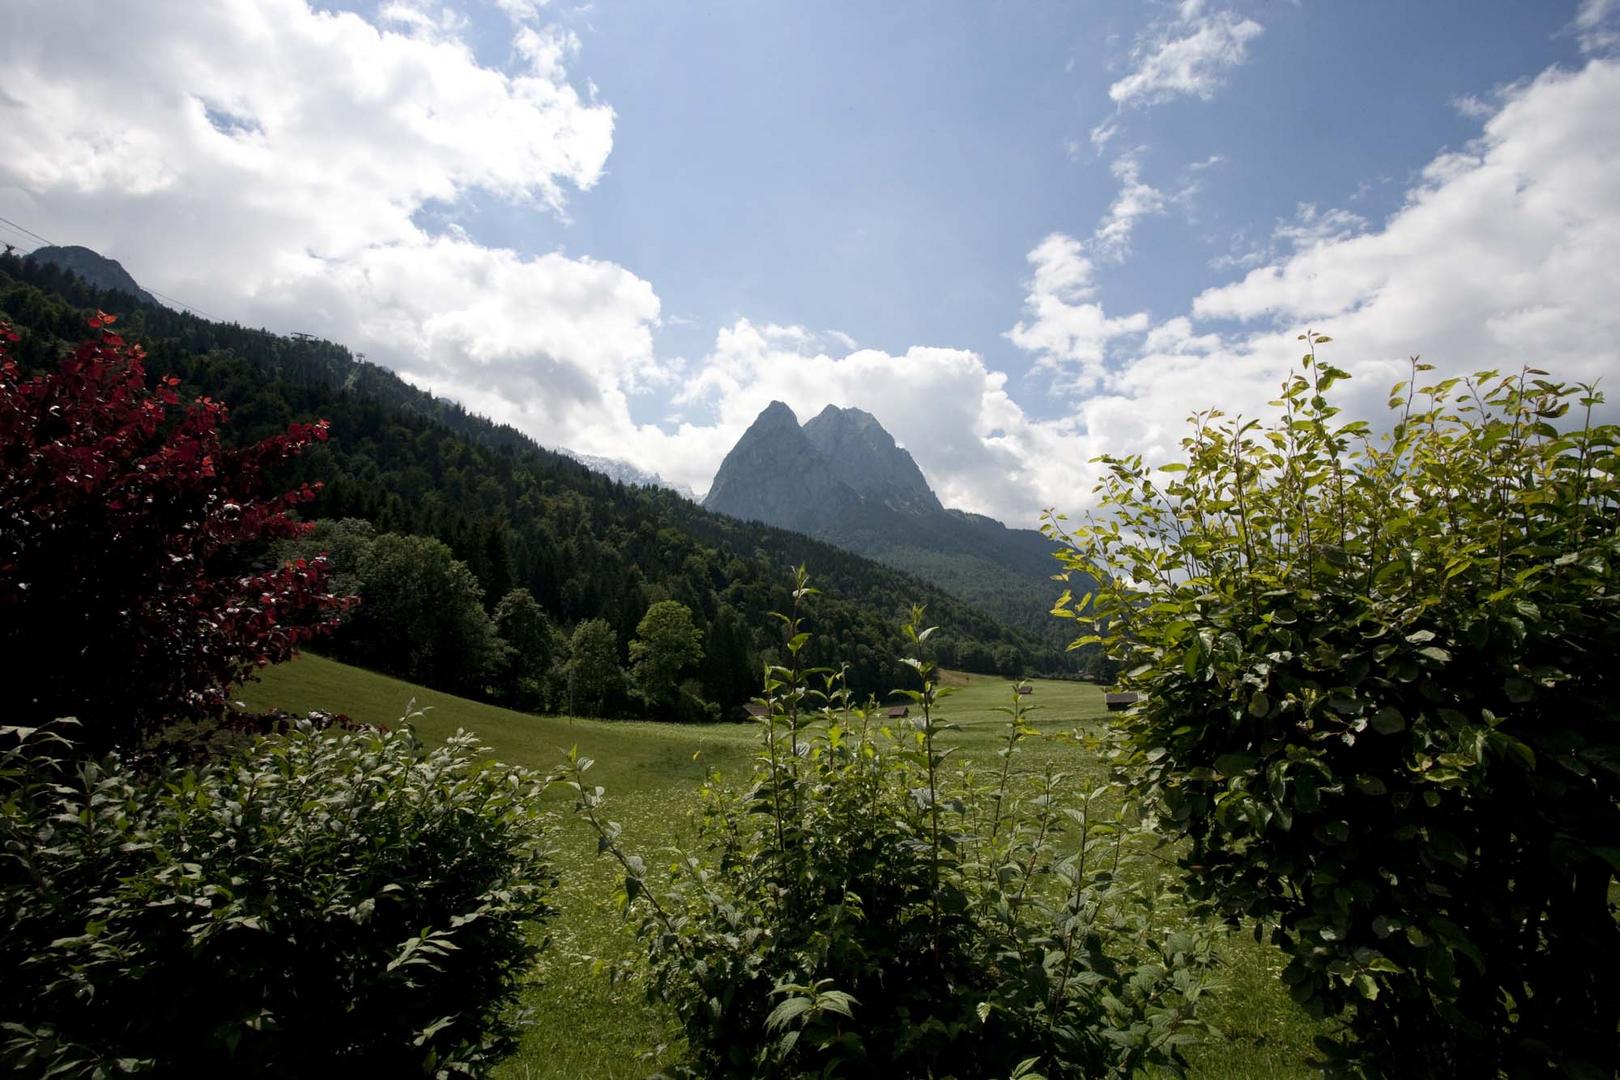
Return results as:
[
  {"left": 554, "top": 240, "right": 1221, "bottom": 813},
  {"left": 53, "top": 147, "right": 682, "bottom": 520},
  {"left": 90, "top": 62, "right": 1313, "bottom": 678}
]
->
[
  {"left": 1017, "top": 685, "right": 1034, "bottom": 695},
  {"left": 1104, "top": 692, "right": 1140, "bottom": 711},
  {"left": 885, "top": 706, "right": 910, "bottom": 719}
]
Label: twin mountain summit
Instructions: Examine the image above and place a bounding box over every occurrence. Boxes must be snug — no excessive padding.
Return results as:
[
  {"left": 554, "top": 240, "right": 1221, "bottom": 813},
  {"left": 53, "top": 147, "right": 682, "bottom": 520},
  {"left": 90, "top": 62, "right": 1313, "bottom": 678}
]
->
[
  {"left": 704, "top": 399, "right": 1074, "bottom": 650},
  {"left": 21, "top": 243, "right": 1082, "bottom": 658}
]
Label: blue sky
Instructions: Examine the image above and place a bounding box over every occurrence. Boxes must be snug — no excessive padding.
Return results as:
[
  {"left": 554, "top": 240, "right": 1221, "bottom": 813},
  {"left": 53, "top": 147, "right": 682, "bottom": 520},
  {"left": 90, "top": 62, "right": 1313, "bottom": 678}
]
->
[
  {"left": 3, "top": 0, "right": 1617, "bottom": 522},
  {"left": 477, "top": 1, "right": 1573, "bottom": 389}
]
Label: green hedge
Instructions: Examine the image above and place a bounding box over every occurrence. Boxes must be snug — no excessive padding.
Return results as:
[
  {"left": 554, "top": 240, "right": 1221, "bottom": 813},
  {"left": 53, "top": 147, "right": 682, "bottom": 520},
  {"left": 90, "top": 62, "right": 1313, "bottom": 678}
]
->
[{"left": 0, "top": 720, "right": 554, "bottom": 1077}]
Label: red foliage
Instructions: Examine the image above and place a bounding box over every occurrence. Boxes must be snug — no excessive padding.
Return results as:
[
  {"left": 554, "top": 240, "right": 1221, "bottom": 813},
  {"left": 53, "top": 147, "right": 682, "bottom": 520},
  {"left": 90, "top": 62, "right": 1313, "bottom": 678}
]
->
[{"left": 0, "top": 313, "right": 352, "bottom": 743}]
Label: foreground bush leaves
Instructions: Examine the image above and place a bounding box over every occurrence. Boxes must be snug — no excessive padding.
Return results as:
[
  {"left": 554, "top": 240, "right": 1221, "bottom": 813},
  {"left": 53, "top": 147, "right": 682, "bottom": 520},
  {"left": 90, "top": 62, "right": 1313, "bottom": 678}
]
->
[
  {"left": 0, "top": 717, "right": 555, "bottom": 1078},
  {"left": 1050, "top": 340, "right": 1620, "bottom": 1077},
  {"left": 571, "top": 571, "right": 1217, "bottom": 1079}
]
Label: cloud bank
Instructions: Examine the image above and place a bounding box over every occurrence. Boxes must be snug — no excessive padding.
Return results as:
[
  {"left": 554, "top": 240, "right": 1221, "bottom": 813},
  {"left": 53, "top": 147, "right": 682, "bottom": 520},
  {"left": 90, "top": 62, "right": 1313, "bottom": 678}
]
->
[
  {"left": 2, "top": 3, "right": 1616, "bottom": 530},
  {"left": 0, "top": 0, "right": 657, "bottom": 450}
]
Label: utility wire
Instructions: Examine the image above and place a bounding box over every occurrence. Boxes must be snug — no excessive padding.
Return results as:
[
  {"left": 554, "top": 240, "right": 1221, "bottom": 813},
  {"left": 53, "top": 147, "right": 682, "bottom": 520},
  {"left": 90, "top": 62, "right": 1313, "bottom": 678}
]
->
[
  {"left": 0, "top": 221, "right": 40, "bottom": 256},
  {"left": 0, "top": 213, "right": 218, "bottom": 319},
  {"left": 0, "top": 214, "right": 52, "bottom": 248}
]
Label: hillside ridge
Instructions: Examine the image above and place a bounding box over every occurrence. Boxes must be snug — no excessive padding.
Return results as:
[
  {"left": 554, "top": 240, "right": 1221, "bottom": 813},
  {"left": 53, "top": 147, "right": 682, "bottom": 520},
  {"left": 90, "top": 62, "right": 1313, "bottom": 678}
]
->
[{"left": 0, "top": 249, "right": 1070, "bottom": 703}]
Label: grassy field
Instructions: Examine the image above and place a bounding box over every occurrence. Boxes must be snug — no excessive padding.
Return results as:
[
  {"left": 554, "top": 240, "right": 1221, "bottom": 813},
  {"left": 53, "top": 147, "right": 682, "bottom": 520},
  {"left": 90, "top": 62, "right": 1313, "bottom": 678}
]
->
[{"left": 238, "top": 654, "right": 1322, "bottom": 1078}]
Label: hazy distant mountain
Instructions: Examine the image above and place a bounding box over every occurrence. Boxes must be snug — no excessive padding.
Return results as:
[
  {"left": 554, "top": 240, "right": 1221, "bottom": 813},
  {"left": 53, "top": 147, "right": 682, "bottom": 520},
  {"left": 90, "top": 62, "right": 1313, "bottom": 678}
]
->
[
  {"left": 560, "top": 448, "right": 696, "bottom": 499},
  {"left": 24, "top": 245, "right": 159, "bottom": 307},
  {"left": 704, "top": 402, "right": 1089, "bottom": 660}
]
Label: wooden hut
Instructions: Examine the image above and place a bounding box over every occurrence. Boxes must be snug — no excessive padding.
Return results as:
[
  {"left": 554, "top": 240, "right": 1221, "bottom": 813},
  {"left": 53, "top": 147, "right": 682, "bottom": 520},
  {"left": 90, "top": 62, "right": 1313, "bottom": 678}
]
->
[
  {"left": 1104, "top": 692, "right": 1141, "bottom": 712},
  {"left": 885, "top": 706, "right": 910, "bottom": 719}
]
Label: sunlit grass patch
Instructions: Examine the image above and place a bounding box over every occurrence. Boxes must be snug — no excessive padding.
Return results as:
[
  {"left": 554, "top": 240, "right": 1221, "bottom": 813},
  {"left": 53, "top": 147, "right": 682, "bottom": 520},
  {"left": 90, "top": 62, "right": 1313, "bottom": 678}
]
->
[{"left": 242, "top": 655, "right": 1323, "bottom": 1078}]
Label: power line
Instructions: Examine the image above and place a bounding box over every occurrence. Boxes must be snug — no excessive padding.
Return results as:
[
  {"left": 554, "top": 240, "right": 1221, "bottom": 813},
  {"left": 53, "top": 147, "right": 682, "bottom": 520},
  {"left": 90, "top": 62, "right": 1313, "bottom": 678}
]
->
[
  {"left": 143, "top": 287, "right": 218, "bottom": 321},
  {"left": 0, "top": 220, "right": 41, "bottom": 255},
  {"left": 0, "top": 214, "right": 52, "bottom": 248},
  {"left": 0, "top": 213, "right": 217, "bottom": 319}
]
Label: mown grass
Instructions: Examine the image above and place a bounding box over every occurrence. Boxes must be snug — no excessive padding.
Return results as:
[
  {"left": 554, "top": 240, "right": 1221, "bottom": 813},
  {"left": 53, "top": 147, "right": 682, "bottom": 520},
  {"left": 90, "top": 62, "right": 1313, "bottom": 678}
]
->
[{"left": 238, "top": 654, "right": 1322, "bottom": 1078}]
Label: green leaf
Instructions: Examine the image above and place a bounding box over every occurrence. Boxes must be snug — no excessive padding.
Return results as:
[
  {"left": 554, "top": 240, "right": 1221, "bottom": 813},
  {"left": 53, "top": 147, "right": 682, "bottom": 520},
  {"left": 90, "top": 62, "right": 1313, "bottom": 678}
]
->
[
  {"left": 765, "top": 996, "right": 812, "bottom": 1032},
  {"left": 1215, "top": 752, "right": 1258, "bottom": 776},
  {"left": 1490, "top": 733, "right": 1536, "bottom": 770},
  {"left": 1370, "top": 708, "right": 1405, "bottom": 735}
]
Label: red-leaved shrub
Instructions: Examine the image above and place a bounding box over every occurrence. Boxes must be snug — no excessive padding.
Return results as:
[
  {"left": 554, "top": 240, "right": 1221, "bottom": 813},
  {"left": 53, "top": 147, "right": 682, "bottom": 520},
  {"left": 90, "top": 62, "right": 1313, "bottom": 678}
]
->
[{"left": 0, "top": 312, "right": 349, "bottom": 744}]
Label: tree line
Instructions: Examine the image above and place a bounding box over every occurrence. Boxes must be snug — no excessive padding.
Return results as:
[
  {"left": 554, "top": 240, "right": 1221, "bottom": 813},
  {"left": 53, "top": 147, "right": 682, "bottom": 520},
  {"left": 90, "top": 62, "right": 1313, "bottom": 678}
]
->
[{"left": 0, "top": 252, "right": 1068, "bottom": 718}]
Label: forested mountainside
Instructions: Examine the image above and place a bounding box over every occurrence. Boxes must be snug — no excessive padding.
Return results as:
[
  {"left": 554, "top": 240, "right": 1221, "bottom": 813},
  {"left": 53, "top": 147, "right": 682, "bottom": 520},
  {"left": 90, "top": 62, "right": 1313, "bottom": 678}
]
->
[
  {"left": 0, "top": 252, "right": 1073, "bottom": 710},
  {"left": 704, "top": 400, "right": 1095, "bottom": 657}
]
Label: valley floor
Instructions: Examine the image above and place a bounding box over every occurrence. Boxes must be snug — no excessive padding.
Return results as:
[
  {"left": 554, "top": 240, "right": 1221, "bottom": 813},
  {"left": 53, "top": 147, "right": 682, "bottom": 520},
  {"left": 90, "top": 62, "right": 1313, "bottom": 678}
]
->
[{"left": 239, "top": 654, "right": 1325, "bottom": 1078}]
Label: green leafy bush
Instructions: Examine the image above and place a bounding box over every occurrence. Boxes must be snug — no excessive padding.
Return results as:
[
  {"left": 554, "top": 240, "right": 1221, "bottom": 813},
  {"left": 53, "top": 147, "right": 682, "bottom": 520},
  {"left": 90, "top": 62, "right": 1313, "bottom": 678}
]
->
[
  {"left": 1049, "top": 339, "right": 1620, "bottom": 1076},
  {"left": 0, "top": 718, "right": 554, "bottom": 1077},
  {"left": 570, "top": 571, "right": 1215, "bottom": 1078}
]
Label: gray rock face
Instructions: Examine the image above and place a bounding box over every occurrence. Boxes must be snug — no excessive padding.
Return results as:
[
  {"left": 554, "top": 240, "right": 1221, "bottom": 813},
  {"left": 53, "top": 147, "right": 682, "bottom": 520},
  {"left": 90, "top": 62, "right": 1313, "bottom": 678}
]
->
[
  {"left": 24, "top": 246, "right": 159, "bottom": 307},
  {"left": 803, "top": 405, "right": 942, "bottom": 514},
  {"left": 702, "top": 402, "right": 1081, "bottom": 652},
  {"left": 702, "top": 402, "right": 865, "bottom": 532}
]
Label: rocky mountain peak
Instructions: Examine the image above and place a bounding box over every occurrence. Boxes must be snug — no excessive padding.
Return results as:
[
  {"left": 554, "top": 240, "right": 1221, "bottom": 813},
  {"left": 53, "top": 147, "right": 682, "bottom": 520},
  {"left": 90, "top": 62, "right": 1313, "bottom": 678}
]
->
[
  {"left": 803, "top": 404, "right": 942, "bottom": 514},
  {"left": 23, "top": 245, "right": 159, "bottom": 308},
  {"left": 755, "top": 400, "right": 800, "bottom": 427},
  {"left": 701, "top": 401, "right": 861, "bottom": 532},
  {"left": 702, "top": 399, "right": 1083, "bottom": 658}
]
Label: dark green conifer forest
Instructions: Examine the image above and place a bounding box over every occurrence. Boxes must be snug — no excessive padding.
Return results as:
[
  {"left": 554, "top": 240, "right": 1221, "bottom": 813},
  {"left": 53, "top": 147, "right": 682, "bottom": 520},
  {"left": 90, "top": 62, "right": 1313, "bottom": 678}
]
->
[{"left": 0, "top": 252, "right": 1080, "bottom": 717}]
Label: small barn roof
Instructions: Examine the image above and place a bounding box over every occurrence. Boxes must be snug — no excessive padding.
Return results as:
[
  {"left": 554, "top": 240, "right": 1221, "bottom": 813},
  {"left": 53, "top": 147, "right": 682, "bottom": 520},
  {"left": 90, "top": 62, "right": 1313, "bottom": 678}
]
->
[{"left": 885, "top": 706, "right": 910, "bottom": 718}]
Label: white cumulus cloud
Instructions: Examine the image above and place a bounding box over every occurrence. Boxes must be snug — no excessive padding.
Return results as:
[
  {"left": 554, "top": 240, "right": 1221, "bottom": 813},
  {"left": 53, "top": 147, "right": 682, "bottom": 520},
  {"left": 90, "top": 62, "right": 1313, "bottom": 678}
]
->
[
  {"left": 1005, "top": 234, "right": 1150, "bottom": 391},
  {"left": 1091, "top": 152, "right": 1168, "bottom": 259},
  {"left": 1009, "top": 57, "right": 1620, "bottom": 516},
  {"left": 1574, "top": 0, "right": 1620, "bottom": 53},
  {"left": 1108, "top": 1, "right": 1264, "bottom": 109},
  {"left": 0, "top": 0, "right": 657, "bottom": 460}
]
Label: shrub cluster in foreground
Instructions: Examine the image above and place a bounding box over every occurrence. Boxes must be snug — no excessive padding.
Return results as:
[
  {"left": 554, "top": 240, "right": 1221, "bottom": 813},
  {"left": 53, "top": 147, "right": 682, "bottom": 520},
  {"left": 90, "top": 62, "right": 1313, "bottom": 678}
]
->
[
  {"left": 1052, "top": 342, "right": 1620, "bottom": 1076},
  {"left": 0, "top": 720, "right": 554, "bottom": 1078},
  {"left": 572, "top": 578, "right": 1217, "bottom": 1079}
]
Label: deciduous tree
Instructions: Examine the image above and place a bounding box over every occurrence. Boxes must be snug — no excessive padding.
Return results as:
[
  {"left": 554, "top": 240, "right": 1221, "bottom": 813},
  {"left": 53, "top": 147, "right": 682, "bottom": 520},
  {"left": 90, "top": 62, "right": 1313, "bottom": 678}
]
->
[
  {"left": 493, "top": 587, "right": 557, "bottom": 710},
  {"left": 0, "top": 314, "right": 345, "bottom": 744},
  {"left": 346, "top": 533, "right": 501, "bottom": 695},
  {"left": 565, "top": 618, "right": 623, "bottom": 718},
  {"left": 629, "top": 599, "right": 703, "bottom": 714}
]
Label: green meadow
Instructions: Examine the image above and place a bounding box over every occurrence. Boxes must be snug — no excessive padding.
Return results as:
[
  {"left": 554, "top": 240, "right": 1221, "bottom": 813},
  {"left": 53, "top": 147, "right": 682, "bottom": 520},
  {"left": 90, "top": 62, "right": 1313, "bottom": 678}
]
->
[{"left": 239, "top": 654, "right": 1322, "bottom": 1078}]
